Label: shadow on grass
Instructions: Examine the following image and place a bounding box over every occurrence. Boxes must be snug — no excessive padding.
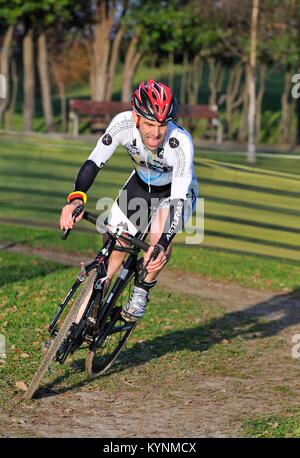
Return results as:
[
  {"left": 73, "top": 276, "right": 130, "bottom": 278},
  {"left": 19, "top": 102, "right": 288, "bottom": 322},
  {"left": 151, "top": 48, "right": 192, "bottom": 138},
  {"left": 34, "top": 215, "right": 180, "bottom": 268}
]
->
[
  {"left": 0, "top": 242, "right": 71, "bottom": 287},
  {"left": 35, "top": 286, "right": 300, "bottom": 398}
]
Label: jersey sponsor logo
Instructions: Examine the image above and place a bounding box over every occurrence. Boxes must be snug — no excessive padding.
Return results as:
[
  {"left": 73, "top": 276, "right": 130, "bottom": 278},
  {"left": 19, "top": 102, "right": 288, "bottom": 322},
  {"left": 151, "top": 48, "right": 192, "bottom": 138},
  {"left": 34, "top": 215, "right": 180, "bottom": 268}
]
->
[
  {"left": 130, "top": 155, "right": 171, "bottom": 173},
  {"left": 102, "top": 133, "right": 113, "bottom": 145},
  {"left": 126, "top": 139, "right": 141, "bottom": 157},
  {"left": 166, "top": 200, "right": 184, "bottom": 241},
  {"left": 157, "top": 147, "right": 164, "bottom": 159},
  {"left": 169, "top": 137, "right": 180, "bottom": 148}
]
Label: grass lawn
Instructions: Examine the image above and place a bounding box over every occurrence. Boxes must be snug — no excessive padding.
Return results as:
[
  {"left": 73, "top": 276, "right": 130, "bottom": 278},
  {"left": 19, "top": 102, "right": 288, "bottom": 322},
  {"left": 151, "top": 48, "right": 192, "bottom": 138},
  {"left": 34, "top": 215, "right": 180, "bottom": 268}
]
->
[
  {"left": 1, "top": 133, "right": 300, "bottom": 264},
  {"left": 1, "top": 250, "right": 300, "bottom": 437},
  {"left": 0, "top": 250, "right": 228, "bottom": 402},
  {"left": 1, "top": 223, "right": 300, "bottom": 292},
  {"left": 243, "top": 412, "right": 300, "bottom": 438}
]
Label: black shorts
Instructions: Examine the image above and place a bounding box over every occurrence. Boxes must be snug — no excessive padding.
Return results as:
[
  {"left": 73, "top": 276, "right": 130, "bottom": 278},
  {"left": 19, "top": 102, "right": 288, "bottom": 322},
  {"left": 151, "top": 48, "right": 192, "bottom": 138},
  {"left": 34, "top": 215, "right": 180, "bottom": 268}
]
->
[
  {"left": 105, "top": 171, "right": 172, "bottom": 236},
  {"left": 105, "top": 170, "right": 198, "bottom": 237}
]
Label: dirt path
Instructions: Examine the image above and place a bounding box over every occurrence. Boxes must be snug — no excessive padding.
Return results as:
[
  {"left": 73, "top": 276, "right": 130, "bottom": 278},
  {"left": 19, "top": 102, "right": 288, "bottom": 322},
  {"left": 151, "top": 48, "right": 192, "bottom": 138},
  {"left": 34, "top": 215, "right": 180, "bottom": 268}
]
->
[
  {"left": 1, "top": 244, "right": 300, "bottom": 438},
  {"left": 0, "top": 242, "right": 278, "bottom": 306}
]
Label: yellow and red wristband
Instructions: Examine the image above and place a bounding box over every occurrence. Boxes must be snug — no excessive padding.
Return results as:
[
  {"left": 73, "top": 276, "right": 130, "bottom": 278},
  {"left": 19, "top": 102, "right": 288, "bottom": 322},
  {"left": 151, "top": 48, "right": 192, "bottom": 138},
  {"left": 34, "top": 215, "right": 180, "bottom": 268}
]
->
[{"left": 67, "top": 191, "right": 87, "bottom": 205}]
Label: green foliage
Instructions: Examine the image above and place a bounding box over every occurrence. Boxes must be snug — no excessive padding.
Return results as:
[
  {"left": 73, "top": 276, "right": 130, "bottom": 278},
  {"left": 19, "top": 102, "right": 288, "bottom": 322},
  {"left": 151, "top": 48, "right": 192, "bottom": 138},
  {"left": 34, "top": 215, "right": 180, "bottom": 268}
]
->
[
  {"left": 244, "top": 412, "right": 300, "bottom": 438},
  {"left": 123, "top": 0, "right": 220, "bottom": 59},
  {"left": 0, "top": 0, "right": 82, "bottom": 28}
]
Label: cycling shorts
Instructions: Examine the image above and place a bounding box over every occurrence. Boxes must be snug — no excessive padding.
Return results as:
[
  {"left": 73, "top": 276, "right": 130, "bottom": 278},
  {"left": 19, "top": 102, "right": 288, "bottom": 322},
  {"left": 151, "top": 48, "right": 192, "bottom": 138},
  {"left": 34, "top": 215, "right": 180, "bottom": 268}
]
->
[{"left": 104, "top": 170, "right": 198, "bottom": 238}]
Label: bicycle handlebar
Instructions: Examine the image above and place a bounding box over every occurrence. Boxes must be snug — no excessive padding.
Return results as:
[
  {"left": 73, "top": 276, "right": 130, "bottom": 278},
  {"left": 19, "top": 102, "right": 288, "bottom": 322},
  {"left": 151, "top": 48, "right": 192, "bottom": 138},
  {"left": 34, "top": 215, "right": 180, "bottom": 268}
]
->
[
  {"left": 127, "top": 235, "right": 149, "bottom": 252},
  {"left": 61, "top": 205, "right": 150, "bottom": 252}
]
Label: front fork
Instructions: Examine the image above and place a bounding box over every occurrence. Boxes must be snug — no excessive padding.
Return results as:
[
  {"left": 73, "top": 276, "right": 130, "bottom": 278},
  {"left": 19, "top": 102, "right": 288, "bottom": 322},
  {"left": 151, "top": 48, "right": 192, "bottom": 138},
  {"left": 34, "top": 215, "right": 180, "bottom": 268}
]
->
[
  {"left": 48, "top": 260, "right": 102, "bottom": 336},
  {"left": 94, "top": 254, "right": 138, "bottom": 338}
]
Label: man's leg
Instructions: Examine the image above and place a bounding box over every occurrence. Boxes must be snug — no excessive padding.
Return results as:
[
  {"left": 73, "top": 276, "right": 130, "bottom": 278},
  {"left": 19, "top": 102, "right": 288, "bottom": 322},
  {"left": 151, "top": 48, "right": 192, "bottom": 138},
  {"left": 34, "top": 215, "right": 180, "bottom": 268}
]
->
[
  {"left": 144, "top": 206, "right": 172, "bottom": 282},
  {"left": 121, "top": 206, "right": 172, "bottom": 322}
]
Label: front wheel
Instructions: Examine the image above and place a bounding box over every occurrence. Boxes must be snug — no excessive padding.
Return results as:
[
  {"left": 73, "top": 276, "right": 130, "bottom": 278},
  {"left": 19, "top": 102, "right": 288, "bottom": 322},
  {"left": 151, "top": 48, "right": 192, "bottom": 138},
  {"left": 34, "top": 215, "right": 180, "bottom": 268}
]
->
[
  {"left": 24, "top": 271, "right": 97, "bottom": 400},
  {"left": 85, "top": 273, "right": 136, "bottom": 378}
]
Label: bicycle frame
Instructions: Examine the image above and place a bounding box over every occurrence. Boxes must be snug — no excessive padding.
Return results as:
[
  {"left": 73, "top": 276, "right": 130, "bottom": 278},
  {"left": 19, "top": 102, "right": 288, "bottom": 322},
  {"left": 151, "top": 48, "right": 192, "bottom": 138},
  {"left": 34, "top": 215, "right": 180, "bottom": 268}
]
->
[
  {"left": 23, "top": 207, "right": 152, "bottom": 399},
  {"left": 48, "top": 210, "right": 145, "bottom": 363}
]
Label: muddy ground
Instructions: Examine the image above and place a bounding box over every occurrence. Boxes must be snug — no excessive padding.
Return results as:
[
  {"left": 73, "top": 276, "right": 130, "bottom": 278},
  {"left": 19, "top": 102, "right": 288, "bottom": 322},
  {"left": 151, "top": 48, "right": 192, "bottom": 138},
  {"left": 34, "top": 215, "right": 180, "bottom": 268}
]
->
[{"left": 1, "top": 245, "right": 300, "bottom": 438}]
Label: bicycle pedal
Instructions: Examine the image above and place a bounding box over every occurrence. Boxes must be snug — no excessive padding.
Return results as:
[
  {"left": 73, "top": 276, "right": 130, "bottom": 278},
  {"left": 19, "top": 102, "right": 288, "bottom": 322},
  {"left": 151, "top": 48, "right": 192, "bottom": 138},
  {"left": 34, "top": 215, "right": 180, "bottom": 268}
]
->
[
  {"left": 84, "top": 334, "right": 94, "bottom": 344},
  {"left": 87, "top": 316, "right": 97, "bottom": 326}
]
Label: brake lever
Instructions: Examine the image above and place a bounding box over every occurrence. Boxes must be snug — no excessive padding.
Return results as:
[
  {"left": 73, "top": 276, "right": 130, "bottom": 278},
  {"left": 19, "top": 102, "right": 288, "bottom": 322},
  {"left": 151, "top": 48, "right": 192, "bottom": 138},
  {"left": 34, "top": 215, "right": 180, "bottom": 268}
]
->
[{"left": 61, "top": 204, "right": 85, "bottom": 240}]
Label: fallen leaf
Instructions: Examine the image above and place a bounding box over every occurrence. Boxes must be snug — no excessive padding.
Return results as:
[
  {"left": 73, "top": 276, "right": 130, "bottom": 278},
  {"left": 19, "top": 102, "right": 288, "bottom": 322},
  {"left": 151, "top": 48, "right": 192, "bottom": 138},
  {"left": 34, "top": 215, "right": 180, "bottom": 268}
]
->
[
  {"left": 15, "top": 381, "right": 28, "bottom": 392},
  {"left": 20, "top": 353, "right": 30, "bottom": 358},
  {"left": 11, "top": 418, "right": 26, "bottom": 425},
  {"left": 222, "top": 339, "right": 229, "bottom": 345}
]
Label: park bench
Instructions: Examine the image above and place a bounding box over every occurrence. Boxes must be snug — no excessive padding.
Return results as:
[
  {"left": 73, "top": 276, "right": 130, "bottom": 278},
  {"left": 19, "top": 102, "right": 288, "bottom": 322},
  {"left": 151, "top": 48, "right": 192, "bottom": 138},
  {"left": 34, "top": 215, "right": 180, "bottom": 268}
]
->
[{"left": 69, "top": 99, "right": 222, "bottom": 143}]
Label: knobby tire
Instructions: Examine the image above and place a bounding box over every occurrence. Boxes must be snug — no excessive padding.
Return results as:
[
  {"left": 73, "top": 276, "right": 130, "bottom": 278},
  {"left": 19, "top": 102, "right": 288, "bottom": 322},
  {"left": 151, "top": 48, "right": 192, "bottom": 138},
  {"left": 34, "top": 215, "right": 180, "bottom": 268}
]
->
[{"left": 24, "top": 271, "right": 97, "bottom": 400}]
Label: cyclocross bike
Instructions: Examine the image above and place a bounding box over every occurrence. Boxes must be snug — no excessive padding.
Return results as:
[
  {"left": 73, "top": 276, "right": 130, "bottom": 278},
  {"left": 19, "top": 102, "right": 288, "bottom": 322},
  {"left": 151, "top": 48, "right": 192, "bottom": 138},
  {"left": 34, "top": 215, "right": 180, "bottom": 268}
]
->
[{"left": 24, "top": 205, "right": 158, "bottom": 400}]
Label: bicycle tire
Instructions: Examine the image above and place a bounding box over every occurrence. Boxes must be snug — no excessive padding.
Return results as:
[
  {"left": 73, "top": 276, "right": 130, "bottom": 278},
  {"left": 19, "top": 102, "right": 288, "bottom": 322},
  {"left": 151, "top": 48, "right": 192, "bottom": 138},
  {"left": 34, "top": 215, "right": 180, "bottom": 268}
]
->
[
  {"left": 85, "top": 272, "right": 136, "bottom": 378},
  {"left": 24, "top": 271, "right": 97, "bottom": 400}
]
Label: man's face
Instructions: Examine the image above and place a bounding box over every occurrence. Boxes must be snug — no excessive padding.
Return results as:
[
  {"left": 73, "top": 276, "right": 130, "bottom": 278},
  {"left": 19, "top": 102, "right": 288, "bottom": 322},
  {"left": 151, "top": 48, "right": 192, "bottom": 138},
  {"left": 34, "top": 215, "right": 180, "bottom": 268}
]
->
[{"left": 133, "top": 112, "right": 168, "bottom": 151}]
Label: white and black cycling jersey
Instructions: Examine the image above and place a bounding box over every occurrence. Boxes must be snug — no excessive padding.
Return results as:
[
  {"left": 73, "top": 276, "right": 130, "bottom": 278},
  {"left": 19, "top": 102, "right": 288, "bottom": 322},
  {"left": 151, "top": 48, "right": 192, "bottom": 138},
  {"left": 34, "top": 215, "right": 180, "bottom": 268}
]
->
[{"left": 88, "top": 111, "right": 198, "bottom": 200}]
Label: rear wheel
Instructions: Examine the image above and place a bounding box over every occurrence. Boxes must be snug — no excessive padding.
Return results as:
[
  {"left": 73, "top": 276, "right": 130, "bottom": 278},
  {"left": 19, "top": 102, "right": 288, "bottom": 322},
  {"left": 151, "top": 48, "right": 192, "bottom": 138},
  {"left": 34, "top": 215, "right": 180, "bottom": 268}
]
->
[
  {"left": 85, "top": 273, "right": 136, "bottom": 377},
  {"left": 24, "top": 271, "right": 97, "bottom": 400}
]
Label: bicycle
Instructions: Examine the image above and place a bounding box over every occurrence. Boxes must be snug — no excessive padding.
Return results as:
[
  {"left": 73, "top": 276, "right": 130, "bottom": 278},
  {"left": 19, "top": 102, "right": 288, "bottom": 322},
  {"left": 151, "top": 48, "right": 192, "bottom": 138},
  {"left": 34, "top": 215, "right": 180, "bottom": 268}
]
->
[{"left": 24, "top": 204, "right": 157, "bottom": 400}]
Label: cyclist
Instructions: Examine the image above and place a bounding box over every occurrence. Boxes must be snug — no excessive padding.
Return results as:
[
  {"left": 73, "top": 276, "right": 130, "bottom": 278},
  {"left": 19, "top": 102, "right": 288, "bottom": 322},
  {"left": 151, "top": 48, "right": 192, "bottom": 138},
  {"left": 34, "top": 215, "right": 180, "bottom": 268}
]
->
[{"left": 60, "top": 79, "right": 199, "bottom": 323}]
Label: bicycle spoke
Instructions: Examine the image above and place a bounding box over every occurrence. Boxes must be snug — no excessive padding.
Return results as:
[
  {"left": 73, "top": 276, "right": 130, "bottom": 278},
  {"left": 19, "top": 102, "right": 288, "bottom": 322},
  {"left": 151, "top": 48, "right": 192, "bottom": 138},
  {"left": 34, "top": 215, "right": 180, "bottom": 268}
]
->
[{"left": 85, "top": 271, "right": 136, "bottom": 377}]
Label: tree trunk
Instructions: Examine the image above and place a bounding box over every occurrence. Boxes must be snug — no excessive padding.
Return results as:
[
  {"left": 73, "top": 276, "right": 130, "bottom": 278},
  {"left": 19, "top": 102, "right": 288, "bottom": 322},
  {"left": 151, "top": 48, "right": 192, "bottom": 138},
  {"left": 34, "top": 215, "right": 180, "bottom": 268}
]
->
[
  {"left": 225, "top": 63, "right": 244, "bottom": 138},
  {"left": 121, "top": 35, "right": 142, "bottom": 102},
  {"left": 91, "top": 3, "right": 114, "bottom": 101},
  {"left": 208, "top": 58, "right": 225, "bottom": 107},
  {"left": 50, "top": 60, "right": 67, "bottom": 132},
  {"left": 168, "top": 52, "right": 174, "bottom": 89},
  {"left": 180, "top": 51, "right": 189, "bottom": 105},
  {"left": 105, "top": 25, "right": 124, "bottom": 101},
  {"left": 187, "top": 53, "right": 203, "bottom": 105},
  {"left": 6, "top": 58, "right": 18, "bottom": 130},
  {"left": 279, "top": 68, "right": 292, "bottom": 144},
  {"left": 37, "top": 32, "right": 55, "bottom": 132},
  {"left": 255, "top": 64, "right": 266, "bottom": 143},
  {"left": 238, "top": 73, "right": 249, "bottom": 143},
  {"left": 59, "top": 82, "right": 66, "bottom": 132},
  {"left": 0, "top": 25, "right": 14, "bottom": 128},
  {"left": 23, "top": 28, "right": 35, "bottom": 131},
  {"left": 247, "top": 0, "right": 259, "bottom": 164}
]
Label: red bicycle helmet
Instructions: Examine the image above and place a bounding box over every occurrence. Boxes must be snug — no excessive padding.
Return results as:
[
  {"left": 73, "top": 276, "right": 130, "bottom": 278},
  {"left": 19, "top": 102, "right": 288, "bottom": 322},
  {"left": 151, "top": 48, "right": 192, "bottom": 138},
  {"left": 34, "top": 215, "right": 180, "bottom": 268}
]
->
[{"left": 131, "top": 79, "right": 177, "bottom": 123}]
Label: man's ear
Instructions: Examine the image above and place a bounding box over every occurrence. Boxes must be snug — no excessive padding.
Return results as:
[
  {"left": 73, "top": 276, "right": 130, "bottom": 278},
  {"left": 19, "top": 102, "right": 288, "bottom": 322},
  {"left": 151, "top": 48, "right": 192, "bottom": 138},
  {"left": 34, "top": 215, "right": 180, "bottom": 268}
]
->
[{"left": 132, "top": 111, "right": 140, "bottom": 128}]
